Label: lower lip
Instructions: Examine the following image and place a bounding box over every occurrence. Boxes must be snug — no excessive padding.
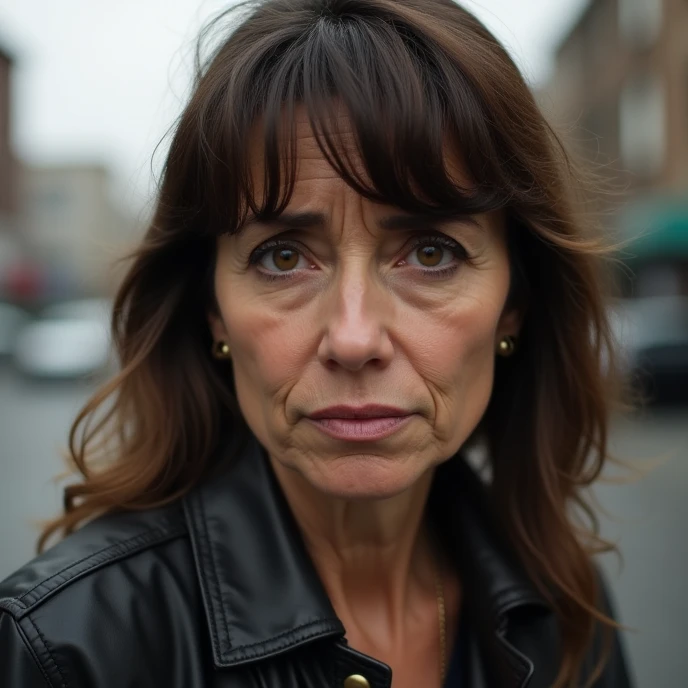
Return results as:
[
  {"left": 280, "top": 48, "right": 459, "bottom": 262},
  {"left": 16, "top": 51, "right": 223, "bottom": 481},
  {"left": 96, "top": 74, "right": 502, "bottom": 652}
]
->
[{"left": 307, "top": 415, "right": 414, "bottom": 441}]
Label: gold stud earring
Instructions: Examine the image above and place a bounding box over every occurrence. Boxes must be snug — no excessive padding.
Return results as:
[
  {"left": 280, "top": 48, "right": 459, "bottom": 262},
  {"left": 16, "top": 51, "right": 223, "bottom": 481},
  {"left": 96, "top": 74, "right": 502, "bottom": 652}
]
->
[
  {"left": 497, "top": 335, "right": 516, "bottom": 357},
  {"left": 212, "top": 341, "right": 232, "bottom": 360}
]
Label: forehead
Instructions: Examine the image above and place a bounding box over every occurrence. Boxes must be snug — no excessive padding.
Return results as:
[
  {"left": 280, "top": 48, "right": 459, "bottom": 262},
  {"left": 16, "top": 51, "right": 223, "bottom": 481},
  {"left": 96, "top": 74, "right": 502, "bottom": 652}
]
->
[
  {"left": 247, "top": 105, "right": 358, "bottom": 193},
  {"left": 247, "top": 103, "right": 474, "bottom": 192},
  {"left": 239, "top": 105, "right": 505, "bottom": 241}
]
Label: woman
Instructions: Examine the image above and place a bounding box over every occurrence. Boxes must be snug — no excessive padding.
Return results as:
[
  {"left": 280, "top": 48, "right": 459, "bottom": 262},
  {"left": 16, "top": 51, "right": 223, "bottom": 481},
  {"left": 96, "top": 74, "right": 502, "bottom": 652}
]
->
[{"left": 0, "top": 0, "right": 633, "bottom": 686}]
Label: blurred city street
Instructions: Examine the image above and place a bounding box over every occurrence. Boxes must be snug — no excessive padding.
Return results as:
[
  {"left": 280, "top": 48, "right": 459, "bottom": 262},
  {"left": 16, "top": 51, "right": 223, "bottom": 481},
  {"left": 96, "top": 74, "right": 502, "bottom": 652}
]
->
[{"left": 0, "top": 364, "right": 686, "bottom": 686}]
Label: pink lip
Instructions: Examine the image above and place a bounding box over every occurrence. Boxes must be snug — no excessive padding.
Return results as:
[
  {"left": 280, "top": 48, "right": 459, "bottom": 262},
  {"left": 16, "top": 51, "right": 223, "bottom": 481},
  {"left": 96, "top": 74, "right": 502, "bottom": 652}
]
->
[
  {"left": 306, "top": 405, "right": 415, "bottom": 441},
  {"left": 307, "top": 404, "right": 411, "bottom": 420}
]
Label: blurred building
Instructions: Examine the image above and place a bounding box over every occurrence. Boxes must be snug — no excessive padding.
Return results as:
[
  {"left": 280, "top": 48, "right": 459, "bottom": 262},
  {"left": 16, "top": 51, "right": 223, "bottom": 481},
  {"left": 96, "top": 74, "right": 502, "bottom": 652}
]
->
[
  {"left": 0, "top": 39, "right": 141, "bottom": 306},
  {"left": 0, "top": 42, "right": 21, "bottom": 284},
  {"left": 20, "top": 164, "right": 141, "bottom": 299},
  {"left": 0, "top": 43, "right": 15, "bottom": 217},
  {"left": 542, "top": 0, "right": 688, "bottom": 296}
]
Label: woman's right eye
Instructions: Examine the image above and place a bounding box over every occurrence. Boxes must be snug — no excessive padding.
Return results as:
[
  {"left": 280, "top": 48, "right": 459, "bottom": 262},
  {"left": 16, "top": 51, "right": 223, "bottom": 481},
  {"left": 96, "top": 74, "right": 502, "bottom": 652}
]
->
[{"left": 249, "top": 241, "right": 313, "bottom": 278}]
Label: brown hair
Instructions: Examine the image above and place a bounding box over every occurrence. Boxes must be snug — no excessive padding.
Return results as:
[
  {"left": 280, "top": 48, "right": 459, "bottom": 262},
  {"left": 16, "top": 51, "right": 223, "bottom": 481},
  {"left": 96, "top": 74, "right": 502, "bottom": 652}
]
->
[{"left": 40, "top": 1, "right": 628, "bottom": 685}]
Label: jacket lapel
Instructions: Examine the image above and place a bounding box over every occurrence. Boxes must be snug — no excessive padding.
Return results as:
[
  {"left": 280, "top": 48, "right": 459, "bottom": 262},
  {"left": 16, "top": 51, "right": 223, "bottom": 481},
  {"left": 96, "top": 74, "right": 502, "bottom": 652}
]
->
[
  {"left": 183, "top": 433, "right": 344, "bottom": 668},
  {"left": 430, "top": 457, "right": 553, "bottom": 687}
]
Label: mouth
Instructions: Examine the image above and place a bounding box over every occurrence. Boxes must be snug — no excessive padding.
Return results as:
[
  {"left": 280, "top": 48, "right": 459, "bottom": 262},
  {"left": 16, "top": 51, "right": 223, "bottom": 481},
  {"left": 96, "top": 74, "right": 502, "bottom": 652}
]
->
[
  {"left": 307, "top": 404, "right": 411, "bottom": 420},
  {"left": 305, "top": 405, "right": 415, "bottom": 441}
]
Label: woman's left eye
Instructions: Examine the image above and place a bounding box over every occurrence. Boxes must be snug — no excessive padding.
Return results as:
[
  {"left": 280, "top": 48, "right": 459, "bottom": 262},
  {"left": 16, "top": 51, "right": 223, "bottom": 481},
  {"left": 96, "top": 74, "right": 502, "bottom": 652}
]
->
[
  {"left": 404, "top": 239, "right": 458, "bottom": 269},
  {"left": 401, "top": 236, "right": 468, "bottom": 273}
]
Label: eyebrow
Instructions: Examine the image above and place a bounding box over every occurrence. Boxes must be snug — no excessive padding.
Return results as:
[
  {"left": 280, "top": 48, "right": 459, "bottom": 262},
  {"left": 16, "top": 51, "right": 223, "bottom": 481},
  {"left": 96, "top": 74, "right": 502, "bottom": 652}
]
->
[
  {"left": 237, "top": 211, "right": 324, "bottom": 234},
  {"left": 239, "top": 210, "right": 480, "bottom": 233}
]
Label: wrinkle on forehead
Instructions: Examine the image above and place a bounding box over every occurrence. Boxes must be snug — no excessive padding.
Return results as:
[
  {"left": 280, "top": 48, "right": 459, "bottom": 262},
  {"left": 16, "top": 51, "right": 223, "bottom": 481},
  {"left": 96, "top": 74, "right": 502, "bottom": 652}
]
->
[{"left": 246, "top": 103, "right": 475, "bottom": 202}]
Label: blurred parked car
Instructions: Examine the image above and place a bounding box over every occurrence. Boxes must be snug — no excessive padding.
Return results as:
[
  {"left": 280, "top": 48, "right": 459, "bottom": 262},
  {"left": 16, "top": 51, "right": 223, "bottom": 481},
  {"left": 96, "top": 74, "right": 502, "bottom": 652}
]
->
[
  {"left": 0, "top": 302, "right": 31, "bottom": 359},
  {"left": 610, "top": 296, "right": 688, "bottom": 404},
  {"left": 13, "top": 298, "right": 114, "bottom": 380}
]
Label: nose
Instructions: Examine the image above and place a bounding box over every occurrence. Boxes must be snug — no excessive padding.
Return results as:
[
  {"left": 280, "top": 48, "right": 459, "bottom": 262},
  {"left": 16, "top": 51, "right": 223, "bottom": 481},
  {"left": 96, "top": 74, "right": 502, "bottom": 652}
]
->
[{"left": 317, "top": 266, "right": 394, "bottom": 372}]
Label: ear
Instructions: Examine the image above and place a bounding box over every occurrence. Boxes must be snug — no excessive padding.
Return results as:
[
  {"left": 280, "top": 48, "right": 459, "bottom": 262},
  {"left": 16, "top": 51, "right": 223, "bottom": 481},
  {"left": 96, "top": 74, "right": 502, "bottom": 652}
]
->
[{"left": 208, "top": 311, "right": 229, "bottom": 344}]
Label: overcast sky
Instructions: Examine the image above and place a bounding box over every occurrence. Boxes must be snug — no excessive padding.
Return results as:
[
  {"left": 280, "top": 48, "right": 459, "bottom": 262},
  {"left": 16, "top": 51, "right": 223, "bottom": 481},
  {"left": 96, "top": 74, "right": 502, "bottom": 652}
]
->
[{"left": 0, "top": 0, "right": 587, "bottom": 208}]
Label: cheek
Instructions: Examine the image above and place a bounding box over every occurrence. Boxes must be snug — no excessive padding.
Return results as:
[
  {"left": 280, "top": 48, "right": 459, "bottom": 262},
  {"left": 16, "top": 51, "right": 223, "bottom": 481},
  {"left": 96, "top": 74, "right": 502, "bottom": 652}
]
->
[
  {"left": 421, "top": 312, "right": 498, "bottom": 419},
  {"left": 217, "top": 284, "right": 309, "bottom": 399},
  {"left": 413, "top": 290, "right": 504, "bottom": 382},
  {"left": 406, "top": 277, "right": 508, "bottom": 437}
]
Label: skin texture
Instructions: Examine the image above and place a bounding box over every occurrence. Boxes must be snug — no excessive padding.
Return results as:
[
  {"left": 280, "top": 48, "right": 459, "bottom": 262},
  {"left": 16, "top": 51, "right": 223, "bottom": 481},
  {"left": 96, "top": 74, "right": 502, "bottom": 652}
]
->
[{"left": 209, "top": 108, "right": 522, "bottom": 687}]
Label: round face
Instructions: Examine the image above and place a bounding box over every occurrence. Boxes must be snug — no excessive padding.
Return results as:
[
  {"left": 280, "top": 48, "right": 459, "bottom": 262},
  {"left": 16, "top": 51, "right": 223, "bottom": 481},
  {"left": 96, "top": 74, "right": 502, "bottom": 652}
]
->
[{"left": 210, "top": 109, "right": 521, "bottom": 501}]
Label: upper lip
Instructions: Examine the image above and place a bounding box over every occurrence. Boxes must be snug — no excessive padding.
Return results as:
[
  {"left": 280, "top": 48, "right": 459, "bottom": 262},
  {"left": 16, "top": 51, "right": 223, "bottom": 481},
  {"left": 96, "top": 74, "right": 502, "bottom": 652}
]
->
[{"left": 307, "top": 405, "right": 412, "bottom": 420}]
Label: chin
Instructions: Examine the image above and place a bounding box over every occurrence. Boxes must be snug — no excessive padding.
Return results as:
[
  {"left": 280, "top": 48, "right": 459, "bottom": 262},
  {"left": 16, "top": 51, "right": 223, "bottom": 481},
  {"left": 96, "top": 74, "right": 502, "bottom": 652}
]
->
[{"left": 300, "top": 454, "right": 427, "bottom": 501}]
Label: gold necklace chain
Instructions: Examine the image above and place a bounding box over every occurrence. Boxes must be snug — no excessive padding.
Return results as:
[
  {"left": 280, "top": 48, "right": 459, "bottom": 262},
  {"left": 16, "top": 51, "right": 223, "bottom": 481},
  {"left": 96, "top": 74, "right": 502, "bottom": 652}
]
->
[{"left": 435, "top": 565, "right": 447, "bottom": 685}]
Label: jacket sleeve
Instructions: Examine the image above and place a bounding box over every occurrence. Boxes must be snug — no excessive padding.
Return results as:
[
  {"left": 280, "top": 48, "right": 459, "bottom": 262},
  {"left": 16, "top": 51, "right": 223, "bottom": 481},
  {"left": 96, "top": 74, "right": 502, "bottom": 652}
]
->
[
  {"left": 0, "top": 611, "right": 51, "bottom": 686},
  {"left": 589, "top": 570, "right": 635, "bottom": 687}
]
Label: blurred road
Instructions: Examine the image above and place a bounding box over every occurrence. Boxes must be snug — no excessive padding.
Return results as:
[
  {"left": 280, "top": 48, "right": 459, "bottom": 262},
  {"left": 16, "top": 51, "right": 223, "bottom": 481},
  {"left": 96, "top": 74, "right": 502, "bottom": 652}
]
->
[
  {"left": 0, "top": 366, "right": 91, "bottom": 578},
  {"left": 0, "top": 365, "right": 686, "bottom": 686},
  {"left": 596, "top": 409, "right": 688, "bottom": 688}
]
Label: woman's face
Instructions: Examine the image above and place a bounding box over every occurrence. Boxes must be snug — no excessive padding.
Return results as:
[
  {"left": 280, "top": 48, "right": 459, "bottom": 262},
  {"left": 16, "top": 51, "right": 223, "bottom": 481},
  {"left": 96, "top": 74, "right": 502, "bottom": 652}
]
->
[{"left": 210, "top": 110, "right": 521, "bottom": 500}]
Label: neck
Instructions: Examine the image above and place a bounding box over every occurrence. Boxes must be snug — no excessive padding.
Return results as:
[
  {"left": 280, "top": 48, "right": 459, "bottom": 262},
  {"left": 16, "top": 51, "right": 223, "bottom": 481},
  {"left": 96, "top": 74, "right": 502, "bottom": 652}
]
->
[{"left": 269, "top": 458, "right": 440, "bottom": 640}]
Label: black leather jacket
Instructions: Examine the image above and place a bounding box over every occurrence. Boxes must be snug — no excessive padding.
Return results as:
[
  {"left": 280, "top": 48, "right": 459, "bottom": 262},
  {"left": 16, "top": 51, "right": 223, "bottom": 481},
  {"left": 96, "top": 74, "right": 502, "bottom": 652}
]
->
[{"left": 0, "top": 435, "right": 632, "bottom": 687}]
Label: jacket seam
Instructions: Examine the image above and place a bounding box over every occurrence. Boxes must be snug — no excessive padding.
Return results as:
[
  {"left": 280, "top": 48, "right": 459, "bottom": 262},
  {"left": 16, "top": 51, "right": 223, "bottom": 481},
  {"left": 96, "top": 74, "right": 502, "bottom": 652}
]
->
[
  {"left": 225, "top": 619, "right": 338, "bottom": 657},
  {"left": 0, "top": 597, "right": 24, "bottom": 616},
  {"left": 496, "top": 634, "right": 534, "bottom": 688},
  {"left": 9, "top": 524, "right": 186, "bottom": 612},
  {"left": 493, "top": 587, "right": 549, "bottom": 616},
  {"left": 191, "top": 494, "right": 233, "bottom": 653},
  {"left": 23, "top": 613, "right": 69, "bottom": 688},
  {"left": 5, "top": 613, "right": 54, "bottom": 687},
  {"left": 216, "top": 622, "right": 343, "bottom": 668},
  {"left": 495, "top": 618, "right": 536, "bottom": 688}
]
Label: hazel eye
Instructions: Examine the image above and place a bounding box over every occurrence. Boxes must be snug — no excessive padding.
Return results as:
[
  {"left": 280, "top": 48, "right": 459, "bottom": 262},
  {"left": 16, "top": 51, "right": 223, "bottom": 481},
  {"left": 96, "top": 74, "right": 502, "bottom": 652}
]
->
[
  {"left": 404, "top": 241, "right": 457, "bottom": 269},
  {"left": 412, "top": 245, "right": 445, "bottom": 267},
  {"left": 251, "top": 243, "right": 311, "bottom": 273},
  {"left": 265, "top": 248, "right": 300, "bottom": 271}
]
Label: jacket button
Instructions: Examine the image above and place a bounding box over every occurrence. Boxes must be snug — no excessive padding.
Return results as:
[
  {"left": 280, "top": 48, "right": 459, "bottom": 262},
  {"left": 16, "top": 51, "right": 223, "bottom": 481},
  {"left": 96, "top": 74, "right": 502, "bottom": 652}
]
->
[{"left": 344, "top": 675, "right": 370, "bottom": 688}]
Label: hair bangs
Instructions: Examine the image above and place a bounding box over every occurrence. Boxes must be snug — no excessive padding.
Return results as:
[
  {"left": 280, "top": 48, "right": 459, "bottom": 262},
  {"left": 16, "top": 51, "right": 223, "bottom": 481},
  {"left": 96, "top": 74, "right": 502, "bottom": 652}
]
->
[{"left": 205, "top": 3, "right": 516, "bottom": 237}]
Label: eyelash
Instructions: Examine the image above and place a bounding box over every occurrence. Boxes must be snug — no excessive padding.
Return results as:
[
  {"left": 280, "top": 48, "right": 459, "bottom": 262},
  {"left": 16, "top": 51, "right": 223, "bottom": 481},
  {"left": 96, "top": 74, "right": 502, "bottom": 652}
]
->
[{"left": 248, "top": 234, "right": 470, "bottom": 283}]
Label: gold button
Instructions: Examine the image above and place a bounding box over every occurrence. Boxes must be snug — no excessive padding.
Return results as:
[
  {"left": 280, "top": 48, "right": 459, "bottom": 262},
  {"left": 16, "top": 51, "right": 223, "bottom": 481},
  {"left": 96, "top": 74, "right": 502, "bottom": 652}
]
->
[{"left": 344, "top": 675, "right": 370, "bottom": 688}]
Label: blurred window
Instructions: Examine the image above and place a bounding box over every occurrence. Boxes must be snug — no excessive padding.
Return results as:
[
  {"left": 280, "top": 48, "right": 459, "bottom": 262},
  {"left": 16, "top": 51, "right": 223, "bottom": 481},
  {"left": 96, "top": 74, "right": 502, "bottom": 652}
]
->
[
  {"left": 37, "top": 188, "right": 71, "bottom": 211},
  {"left": 558, "top": 36, "right": 584, "bottom": 90},
  {"left": 587, "top": 0, "right": 618, "bottom": 69},
  {"left": 582, "top": 98, "right": 619, "bottom": 160},
  {"left": 619, "top": 0, "right": 663, "bottom": 47},
  {"left": 636, "top": 264, "right": 682, "bottom": 298},
  {"left": 619, "top": 72, "right": 665, "bottom": 176}
]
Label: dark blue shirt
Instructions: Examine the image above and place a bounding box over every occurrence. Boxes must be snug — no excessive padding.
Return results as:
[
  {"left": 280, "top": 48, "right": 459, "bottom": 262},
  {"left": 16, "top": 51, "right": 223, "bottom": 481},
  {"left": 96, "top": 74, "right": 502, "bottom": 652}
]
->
[{"left": 443, "top": 612, "right": 469, "bottom": 687}]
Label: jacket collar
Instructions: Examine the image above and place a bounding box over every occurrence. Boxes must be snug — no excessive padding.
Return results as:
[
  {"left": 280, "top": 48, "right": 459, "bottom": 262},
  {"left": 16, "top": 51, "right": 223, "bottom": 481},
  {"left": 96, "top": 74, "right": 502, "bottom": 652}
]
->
[
  {"left": 428, "top": 455, "right": 548, "bottom": 617},
  {"left": 183, "top": 432, "right": 549, "bottom": 678},
  {"left": 428, "top": 456, "right": 548, "bottom": 687},
  {"left": 183, "top": 433, "right": 344, "bottom": 668}
]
